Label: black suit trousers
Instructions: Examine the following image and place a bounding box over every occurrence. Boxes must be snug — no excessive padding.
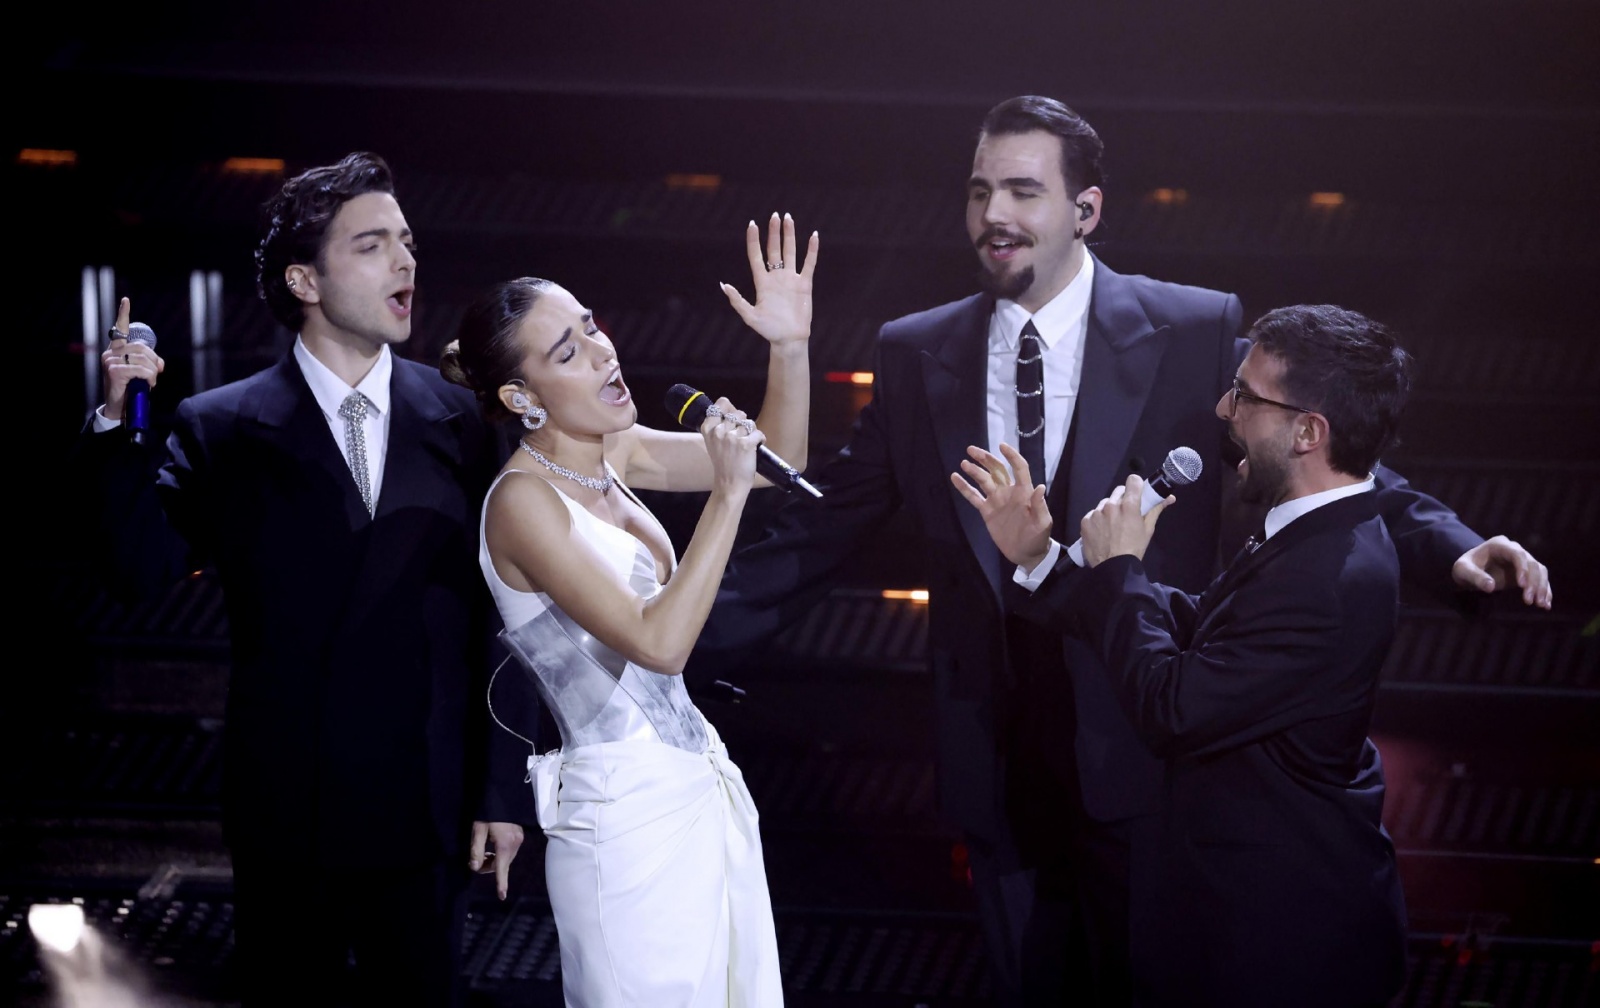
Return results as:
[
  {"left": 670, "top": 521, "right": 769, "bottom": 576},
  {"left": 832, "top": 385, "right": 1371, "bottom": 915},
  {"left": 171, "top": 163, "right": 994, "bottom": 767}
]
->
[{"left": 229, "top": 851, "right": 469, "bottom": 1007}]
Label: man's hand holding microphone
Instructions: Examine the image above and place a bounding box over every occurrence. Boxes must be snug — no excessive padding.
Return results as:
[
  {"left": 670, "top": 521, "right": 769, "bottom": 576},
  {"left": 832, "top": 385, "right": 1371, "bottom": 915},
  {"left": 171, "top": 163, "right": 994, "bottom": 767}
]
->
[{"left": 100, "top": 297, "right": 165, "bottom": 444}]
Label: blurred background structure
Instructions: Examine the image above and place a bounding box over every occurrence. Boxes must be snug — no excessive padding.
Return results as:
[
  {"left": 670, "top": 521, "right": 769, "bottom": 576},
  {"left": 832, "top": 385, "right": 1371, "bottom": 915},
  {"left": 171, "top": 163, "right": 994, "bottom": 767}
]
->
[{"left": 7, "top": 2, "right": 1597, "bottom": 1004}]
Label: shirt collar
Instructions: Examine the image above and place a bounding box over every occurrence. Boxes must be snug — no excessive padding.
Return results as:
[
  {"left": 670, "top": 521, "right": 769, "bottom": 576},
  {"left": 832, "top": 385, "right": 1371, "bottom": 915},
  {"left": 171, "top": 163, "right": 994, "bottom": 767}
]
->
[
  {"left": 992, "top": 253, "right": 1095, "bottom": 351},
  {"left": 293, "top": 336, "right": 393, "bottom": 419},
  {"left": 1262, "top": 475, "right": 1376, "bottom": 541}
]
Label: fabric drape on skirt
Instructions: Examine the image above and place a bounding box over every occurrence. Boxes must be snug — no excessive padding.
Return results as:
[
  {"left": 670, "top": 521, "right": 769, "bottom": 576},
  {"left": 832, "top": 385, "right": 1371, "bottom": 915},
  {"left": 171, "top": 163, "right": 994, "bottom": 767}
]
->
[{"left": 527, "top": 719, "right": 783, "bottom": 1007}]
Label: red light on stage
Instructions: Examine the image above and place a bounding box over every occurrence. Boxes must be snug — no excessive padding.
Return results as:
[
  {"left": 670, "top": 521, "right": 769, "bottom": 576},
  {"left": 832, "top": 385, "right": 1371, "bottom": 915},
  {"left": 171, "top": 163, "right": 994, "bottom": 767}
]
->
[
  {"left": 1308, "top": 191, "right": 1346, "bottom": 209},
  {"left": 950, "top": 841, "right": 972, "bottom": 885},
  {"left": 825, "top": 371, "right": 874, "bottom": 386},
  {"left": 1145, "top": 187, "right": 1189, "bottom": 206}
]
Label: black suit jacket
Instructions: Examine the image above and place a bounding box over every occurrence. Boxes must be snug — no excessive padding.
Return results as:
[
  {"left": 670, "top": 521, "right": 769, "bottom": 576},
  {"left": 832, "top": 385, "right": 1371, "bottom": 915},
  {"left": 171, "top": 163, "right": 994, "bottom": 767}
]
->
[
  {"left": 1052, "top": 492, "right": 1408, "bottom": 1008},
  {"left": 76, "top": 354, "right": 533, "bottom": 869},
  {"left": 700, "top": 257, "right": 1482, "bottom": 845}
]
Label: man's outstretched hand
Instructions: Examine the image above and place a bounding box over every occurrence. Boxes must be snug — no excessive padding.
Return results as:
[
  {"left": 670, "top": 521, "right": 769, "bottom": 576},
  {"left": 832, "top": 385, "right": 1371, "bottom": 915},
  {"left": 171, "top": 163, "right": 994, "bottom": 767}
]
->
[
  {"left": 1452, "top": 535, "right": 1552, "bottom": 609},
  {"left": 951, "top": 443, "right": 1054, "bottom": 570}
]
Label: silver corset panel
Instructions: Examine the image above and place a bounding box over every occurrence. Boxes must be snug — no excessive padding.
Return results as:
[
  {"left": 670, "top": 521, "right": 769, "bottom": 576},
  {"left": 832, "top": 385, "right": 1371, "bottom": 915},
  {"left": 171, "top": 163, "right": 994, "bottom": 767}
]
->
[{"left": 498, "top": 538, "right": 710, "bottom": 755}]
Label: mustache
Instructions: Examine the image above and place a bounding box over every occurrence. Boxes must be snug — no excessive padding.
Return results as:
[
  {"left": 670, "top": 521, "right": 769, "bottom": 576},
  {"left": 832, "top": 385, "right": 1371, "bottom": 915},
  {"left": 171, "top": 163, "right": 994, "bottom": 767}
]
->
[{"left": 974, "top": 227, "right": 1032, "bottom": 250}]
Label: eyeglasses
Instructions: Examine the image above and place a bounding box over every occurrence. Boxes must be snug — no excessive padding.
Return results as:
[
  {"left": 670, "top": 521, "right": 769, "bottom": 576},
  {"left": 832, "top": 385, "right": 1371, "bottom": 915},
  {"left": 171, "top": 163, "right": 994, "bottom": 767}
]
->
[{"left": 1227, "top": 378, "right": 1315, "bottom": 419}]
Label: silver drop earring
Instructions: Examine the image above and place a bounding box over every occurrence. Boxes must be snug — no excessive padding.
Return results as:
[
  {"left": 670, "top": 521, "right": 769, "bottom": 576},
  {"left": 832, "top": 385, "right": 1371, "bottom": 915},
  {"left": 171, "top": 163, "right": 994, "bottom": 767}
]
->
[{"left": 521, "top": 404, "right": 548, "bottom": 431}]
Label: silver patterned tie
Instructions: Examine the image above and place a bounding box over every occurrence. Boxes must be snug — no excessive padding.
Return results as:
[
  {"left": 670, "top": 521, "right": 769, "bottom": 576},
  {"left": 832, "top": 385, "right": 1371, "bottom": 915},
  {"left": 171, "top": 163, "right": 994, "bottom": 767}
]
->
[{"left": 338, "top": 391, "right": 375, "bottom": 516}]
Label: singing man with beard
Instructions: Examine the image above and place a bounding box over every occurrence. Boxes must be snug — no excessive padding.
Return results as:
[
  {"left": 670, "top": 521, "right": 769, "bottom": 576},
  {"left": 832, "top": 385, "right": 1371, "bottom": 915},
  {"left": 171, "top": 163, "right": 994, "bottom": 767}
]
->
[
  {"left": 957, "top": 303, "right": 1424, "bottom": 1007},
  {"left": 698, "top": 95, "right": 1552, "bottom": 1005}
]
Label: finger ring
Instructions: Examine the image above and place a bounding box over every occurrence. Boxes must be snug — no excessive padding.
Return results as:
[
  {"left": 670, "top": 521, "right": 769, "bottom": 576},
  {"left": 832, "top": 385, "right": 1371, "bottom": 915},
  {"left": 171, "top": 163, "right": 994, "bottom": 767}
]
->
[
  {"left": 703, "top": 404, "right": 724, "bottom": 420},
  {"left": 737, "top": 418, "right": 755, "bottom": 433},
  {"left": 766, "top": 260, "right": 784, "bottom": 271}
]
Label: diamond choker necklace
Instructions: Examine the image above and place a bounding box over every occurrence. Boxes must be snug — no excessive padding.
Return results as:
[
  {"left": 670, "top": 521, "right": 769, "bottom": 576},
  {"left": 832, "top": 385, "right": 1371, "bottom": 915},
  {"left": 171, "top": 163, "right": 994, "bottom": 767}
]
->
[{"left": 519, "top": 441, "right": 615, "bottom": 494}]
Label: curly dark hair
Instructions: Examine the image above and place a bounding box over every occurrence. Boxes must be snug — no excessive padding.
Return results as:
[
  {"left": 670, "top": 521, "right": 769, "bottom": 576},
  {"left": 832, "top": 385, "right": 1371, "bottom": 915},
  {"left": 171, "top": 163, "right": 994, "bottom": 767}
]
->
[
  {"left": 254, "top": 152, "right": 397, "bottom": 330},
  {"left": 1248, "top": 304, "right": 1413, "bottom": 478},
  {"left": 439, "top": 277, "right": 555, "bottom": 420}
]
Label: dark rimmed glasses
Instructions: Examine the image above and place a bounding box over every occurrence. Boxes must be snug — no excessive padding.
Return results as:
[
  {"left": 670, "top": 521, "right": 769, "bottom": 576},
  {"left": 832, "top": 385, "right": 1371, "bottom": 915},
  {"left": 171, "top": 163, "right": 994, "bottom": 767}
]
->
[{"left": 1227, "top": 378, "right": 1315, "bottom": 419}]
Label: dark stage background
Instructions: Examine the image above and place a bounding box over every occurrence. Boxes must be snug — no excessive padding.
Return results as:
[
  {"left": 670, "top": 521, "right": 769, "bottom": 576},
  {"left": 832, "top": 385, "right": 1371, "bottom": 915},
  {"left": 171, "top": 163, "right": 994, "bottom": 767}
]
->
[{"left": 7, "top": 2, "right": 1598, "bottom": 1005}]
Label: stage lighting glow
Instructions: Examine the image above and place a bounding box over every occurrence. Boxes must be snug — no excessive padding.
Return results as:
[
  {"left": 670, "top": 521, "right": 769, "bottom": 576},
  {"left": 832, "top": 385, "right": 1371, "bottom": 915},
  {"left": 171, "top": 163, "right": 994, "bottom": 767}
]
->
[
  {"left": 880, "top": 589, "right": 929, "bottom": 603},
  {"left": 222, "top": 157, "right": 286, "bottom": 174},
  {"left": 18, "top": 148, "right": 77, "bottom": 166},
  {"left": 28, "top": 903, "right": 86, "bottom": 954},
  {"left": 1146, "top": 187, "right": 1189, "bottom": 205},
  {"left": 825, "top": 371, "right": 874, "bottom": 385},
  {"left": 1309, "top": 191, "right": 1346, "bottom": 208},
  {"left": 665, "top": 173, "right": 721, "bottom": 190}
]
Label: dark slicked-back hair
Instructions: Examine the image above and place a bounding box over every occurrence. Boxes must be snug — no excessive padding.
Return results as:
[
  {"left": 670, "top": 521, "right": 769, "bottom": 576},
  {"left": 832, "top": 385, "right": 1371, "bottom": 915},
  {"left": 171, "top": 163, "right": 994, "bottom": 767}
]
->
[
  {"left": 1248, "top": 304, "right": 1413, "bottom": 477},
  {"left": 979, "top": 95, "right": 1106, "bottom": 197},
  {"left": 439, "top": 277, "right": 555, "bottom": 420},
  {"left": 255, "top": 152, "right": 397, "bottom": 330}
]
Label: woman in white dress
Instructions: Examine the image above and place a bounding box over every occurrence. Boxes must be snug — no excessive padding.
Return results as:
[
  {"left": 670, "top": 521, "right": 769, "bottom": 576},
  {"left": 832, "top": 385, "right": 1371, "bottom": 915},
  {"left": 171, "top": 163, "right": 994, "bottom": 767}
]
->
[{"left": 439, "top": 214, "right": 817, "bottom": 1007}]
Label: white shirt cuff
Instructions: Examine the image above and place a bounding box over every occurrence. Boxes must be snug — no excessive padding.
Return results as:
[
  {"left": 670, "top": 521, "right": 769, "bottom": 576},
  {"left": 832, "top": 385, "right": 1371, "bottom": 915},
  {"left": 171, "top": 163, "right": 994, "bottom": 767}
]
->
[
  {"left": 92, "top": 406, "right": 122, "bottom": 433},
  {"left": 1012, "top": 539, "right": 1064, "bottom": 592}
]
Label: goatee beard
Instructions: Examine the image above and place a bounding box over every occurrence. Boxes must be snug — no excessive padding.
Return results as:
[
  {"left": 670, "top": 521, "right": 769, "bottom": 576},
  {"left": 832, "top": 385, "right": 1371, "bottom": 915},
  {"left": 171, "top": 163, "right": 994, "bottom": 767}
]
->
[{"left": 978, "top": 264, "right": 1035, "bottom": 302}]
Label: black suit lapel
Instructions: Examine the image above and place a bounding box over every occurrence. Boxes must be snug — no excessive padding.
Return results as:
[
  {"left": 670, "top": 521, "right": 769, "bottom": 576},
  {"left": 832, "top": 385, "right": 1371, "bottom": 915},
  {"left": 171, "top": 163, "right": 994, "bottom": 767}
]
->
[
  {"left": 342, "top": 360, "right": 467, "bottom": 632},
  {"left": 1196, "top": 491, "right": 1380, "bottom": 624},
  {"left": 1064, "top": 259, "right": 1173, "bottom": 530},
  {"left": 920, "top": 295, "right": 1005, "bottom": 602},
  {"left": 246, "top": 356, "right": 373, "bottom": 527}
]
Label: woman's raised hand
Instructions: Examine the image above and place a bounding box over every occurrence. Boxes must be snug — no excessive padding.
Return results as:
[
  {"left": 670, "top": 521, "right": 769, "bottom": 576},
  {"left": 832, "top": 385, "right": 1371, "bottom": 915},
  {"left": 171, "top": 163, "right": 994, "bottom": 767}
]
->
[{"left": 720, "top": 212, "right": 819, "bottom": 347}]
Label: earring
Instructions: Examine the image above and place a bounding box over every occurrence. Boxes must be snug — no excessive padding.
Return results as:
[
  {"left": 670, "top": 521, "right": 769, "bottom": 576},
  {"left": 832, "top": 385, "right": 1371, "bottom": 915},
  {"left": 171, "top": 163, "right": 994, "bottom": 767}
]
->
[{"left": 521, "top": 404, "right": 548, "bottom": 431}]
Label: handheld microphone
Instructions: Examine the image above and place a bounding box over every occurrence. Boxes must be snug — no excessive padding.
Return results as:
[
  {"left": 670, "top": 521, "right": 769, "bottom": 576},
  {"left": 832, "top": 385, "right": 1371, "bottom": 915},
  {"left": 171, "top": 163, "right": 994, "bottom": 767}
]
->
[
  {"left": 123, "top": 322, "right": 158, "bottom": 446},
  {"left": 1067, "top": 446, "right": 1202, "bottom": 566},
  {"left": 664, "top": 383, "right": 823, "bottom": 498}
]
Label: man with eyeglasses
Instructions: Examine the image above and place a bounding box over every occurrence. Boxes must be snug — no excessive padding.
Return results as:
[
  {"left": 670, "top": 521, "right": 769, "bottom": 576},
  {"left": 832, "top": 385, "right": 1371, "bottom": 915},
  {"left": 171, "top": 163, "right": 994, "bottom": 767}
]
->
[
  {"left": 960, "top": 303, "right": 1428, "bottom": 1007},
  {"left": 700, "top": 94, "right": 1552, "bottom": 1006}
]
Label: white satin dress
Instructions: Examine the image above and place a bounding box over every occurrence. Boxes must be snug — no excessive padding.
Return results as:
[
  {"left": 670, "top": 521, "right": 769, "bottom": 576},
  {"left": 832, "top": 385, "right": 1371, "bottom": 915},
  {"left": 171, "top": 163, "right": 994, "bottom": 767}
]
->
[{"left": 479, "top": 469, "right": 783, "bottom": 1008}]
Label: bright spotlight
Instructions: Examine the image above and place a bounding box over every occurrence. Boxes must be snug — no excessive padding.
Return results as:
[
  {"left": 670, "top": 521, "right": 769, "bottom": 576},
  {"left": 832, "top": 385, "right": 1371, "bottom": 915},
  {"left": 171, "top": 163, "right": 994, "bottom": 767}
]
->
[{"left": 28, "top": 903, "right": 87, "bottom": 954}]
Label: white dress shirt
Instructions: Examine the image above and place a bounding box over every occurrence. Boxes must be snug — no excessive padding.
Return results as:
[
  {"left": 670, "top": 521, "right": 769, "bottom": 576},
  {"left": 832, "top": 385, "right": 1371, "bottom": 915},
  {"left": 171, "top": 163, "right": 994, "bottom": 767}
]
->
[
  {"left": 1261, "top": 476, "right": 1376, "bottom": 541},
  {"left": 986, "top": 253, "right": 1095, "bottom": 489},
  {"left": 294, "top": 337, "right": 394, "bottom": 507}
]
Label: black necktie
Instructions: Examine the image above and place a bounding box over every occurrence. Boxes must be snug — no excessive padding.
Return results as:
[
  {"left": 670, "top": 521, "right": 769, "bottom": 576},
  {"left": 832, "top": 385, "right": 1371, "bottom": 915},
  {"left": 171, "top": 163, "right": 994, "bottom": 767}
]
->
[{"left": 1015, "top": 319, "right": 1046, "bottom": 488}]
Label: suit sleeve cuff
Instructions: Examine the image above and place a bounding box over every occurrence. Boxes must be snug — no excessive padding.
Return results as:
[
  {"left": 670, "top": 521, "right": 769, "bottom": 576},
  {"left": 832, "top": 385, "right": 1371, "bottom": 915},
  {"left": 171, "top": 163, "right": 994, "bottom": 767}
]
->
[
  {"left": 91, "top": 406, "right": 123, "bottom": 433},
  {"left": 1012, "top": 539, "right": 1064, "bottom": 592}
]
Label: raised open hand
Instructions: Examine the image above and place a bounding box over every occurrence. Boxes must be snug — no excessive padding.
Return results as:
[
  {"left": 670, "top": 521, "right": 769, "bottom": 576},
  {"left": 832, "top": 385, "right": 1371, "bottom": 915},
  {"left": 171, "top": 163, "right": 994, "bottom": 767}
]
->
[
  {"left": 951, "top": 443, "right": 1055, "bottom": 570},
  {"left": 720, "top": 212, "right": 819, "bottom": 346}
]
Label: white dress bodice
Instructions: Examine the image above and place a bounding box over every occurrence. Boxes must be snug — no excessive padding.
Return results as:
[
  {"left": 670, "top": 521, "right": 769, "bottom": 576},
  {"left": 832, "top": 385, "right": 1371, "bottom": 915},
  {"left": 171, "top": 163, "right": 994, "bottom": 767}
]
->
[{"left": 479, "top": 468, "right": 709, "bottom": 753}]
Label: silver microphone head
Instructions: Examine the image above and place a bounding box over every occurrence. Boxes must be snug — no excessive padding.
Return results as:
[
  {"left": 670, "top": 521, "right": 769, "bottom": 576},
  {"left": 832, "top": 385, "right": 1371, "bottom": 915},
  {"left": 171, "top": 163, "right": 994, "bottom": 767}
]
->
[
  {"left": 125, "top": 322, "right": 158, "bottom": 349},
  {"left": 1161, "top": 446, "right": 1203, "bottom": 486}
]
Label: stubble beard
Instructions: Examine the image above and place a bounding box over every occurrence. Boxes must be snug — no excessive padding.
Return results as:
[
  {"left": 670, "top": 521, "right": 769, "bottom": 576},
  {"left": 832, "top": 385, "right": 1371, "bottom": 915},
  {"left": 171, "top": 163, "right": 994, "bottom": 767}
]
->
[{"left": 1237, "top": 442, "right": 1291, "bottom": 507}]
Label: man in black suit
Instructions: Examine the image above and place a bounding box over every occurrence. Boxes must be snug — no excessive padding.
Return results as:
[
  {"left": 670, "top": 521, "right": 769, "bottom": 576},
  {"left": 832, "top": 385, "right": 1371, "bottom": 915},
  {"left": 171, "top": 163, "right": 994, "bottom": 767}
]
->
[
  {"left": 960, "top": 303, "right": 1422, "bottom": 1006},
  {"left": 77, "top": 152, "right": 533, "bottom": 1006},
  {"left": 697, "top": 95, "right": 1550, "bottom": 1005}
]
